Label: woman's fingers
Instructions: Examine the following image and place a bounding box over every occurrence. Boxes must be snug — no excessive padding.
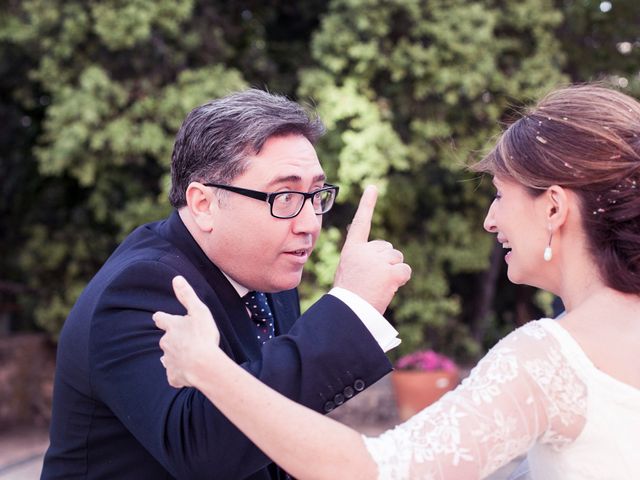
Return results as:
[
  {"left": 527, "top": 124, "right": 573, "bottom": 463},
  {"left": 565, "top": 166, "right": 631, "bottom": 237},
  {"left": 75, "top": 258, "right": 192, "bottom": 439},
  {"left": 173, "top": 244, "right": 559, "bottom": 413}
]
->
[
  {"left": 172, "top": 275, "right": 212, "bottom": 321},
  {"left": 153, "top": 311, "right": 180, "bottom": 331},
  {"left": 152, "top": 276, "right": 223, "bottom": 389},
  {"left": 153, "top": 276, "right": 209, "bottom": 331}
]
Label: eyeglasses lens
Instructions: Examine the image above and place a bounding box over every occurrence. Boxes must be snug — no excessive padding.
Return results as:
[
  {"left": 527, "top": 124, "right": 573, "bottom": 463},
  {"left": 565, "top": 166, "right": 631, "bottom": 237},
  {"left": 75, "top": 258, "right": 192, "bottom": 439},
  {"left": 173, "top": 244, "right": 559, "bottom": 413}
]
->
[{"left": 271, "top": 189, "right": 335, "bottom": 218}]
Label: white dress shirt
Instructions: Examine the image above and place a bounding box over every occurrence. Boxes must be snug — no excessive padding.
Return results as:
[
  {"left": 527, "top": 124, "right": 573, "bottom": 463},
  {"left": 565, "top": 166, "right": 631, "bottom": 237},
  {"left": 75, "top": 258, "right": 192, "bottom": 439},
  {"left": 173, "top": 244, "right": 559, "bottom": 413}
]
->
[{"left": 223, "top": 273, "right": 400, "bottom": 353}]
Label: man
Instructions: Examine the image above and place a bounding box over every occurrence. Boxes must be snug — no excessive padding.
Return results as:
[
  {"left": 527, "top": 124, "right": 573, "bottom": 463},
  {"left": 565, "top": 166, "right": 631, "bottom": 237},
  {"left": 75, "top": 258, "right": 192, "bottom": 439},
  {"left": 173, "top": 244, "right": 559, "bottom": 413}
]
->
[{"left": 42, "top": 89, "right": 410, "bottom": 479}]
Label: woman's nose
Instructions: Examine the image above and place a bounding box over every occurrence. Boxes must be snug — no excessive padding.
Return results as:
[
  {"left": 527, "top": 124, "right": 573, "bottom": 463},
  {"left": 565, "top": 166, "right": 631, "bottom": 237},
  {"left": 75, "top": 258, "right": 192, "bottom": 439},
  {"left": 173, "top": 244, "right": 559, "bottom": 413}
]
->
[{"left": 483, "top": 202, "right": 497, "bottom": 233}]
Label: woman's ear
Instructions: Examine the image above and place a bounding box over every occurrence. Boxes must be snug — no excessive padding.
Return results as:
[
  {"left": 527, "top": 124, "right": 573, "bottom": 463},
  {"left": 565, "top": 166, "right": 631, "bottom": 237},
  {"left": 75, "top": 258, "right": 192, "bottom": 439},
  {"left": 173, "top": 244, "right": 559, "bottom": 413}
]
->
[
  {"left": 184, "top": 182, "right": 216, "bottom": 232},
  {"left": 545, "top": 185, "right": 570, "bottom": 231}
]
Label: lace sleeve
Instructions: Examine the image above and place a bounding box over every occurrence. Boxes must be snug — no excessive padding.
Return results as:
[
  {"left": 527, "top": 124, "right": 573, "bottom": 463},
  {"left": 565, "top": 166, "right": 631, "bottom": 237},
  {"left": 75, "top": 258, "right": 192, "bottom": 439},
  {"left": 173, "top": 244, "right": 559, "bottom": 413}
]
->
[{"left": 363, "top": 321, "right": 588, "bottom": 479}]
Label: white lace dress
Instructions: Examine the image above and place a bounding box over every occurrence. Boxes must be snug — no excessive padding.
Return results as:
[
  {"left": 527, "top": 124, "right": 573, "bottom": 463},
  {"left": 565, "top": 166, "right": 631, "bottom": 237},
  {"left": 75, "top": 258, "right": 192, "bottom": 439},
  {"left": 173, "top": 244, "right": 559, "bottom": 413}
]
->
[{"left": 364, "top": 318, "right": 640, "bottom": 479}]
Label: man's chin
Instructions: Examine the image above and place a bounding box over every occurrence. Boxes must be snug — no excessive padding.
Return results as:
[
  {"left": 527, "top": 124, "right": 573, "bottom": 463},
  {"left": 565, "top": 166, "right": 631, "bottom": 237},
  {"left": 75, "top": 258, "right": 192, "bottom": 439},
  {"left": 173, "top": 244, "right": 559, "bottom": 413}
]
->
[{"left": 267, "top": 271, "right": 304, "bottom": 293}]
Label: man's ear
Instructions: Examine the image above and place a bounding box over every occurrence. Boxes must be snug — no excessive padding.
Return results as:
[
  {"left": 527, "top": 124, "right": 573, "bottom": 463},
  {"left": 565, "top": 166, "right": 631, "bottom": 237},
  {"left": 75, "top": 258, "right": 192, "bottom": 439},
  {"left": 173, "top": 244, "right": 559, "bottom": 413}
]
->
[
  {"left": 545, "top": 185, "right": 570, "bottom": 231},
  {"left": 184, "top": 182, "right": 216, "bottom": 232}
]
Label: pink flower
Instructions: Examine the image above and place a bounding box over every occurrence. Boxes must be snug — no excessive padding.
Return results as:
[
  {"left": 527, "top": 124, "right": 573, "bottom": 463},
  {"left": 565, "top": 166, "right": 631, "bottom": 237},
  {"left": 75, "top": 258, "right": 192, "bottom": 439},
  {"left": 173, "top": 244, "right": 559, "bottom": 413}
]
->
[{"left": 395, "top": 350, "right": 458, "bottom": 372}]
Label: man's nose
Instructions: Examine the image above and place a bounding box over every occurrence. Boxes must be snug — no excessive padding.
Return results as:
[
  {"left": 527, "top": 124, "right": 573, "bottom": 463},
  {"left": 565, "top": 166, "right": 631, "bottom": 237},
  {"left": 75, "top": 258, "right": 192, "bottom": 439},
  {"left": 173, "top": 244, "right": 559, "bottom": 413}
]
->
[{"left": 292, "top": 198, "right": 322, "bottom": 233}]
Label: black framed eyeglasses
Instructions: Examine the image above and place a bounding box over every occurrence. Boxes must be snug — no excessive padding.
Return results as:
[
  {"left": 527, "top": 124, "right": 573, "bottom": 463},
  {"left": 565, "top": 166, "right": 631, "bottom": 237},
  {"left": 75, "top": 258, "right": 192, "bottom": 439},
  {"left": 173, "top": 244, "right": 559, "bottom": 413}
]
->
[{"left": 204, "top": 182, "right": 339, "bottom": 219}]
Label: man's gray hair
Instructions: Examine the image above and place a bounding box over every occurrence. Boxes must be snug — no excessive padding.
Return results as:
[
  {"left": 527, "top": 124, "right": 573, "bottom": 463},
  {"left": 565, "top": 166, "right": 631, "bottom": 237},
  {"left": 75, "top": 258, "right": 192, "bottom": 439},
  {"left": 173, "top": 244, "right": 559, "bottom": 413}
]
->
[{"left": 169, "top": 89, "right": 326, "bottom": 208}]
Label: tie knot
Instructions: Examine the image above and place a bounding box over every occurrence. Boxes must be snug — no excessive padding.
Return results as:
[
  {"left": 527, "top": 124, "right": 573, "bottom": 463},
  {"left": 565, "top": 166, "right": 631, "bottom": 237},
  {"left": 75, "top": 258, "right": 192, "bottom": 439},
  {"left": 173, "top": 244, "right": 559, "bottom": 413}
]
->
[
  {"left": 243, "top": 291, "right": 270, "bottom": 315},
  {"left": 243, "top": 292, "right": 274, "bottom": 345}
]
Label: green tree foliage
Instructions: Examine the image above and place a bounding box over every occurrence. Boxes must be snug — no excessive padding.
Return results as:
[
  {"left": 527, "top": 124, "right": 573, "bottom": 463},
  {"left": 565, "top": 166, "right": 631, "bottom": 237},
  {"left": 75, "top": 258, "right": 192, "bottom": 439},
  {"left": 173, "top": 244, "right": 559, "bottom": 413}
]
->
[
  {"left": 1, "top": 0, "right": 638, "bottom": 362},
  {"left": 0, "top": 0, "right": 326, "bottom": 336},
  {"left": 298, "top": 0, "right": 566, "bottom": 361},
  {"left": 0, "top": 23, "right": 45, "bottom": 331},
  {"left": 558, "top": 0, "right": 640, "bottom": 91}
]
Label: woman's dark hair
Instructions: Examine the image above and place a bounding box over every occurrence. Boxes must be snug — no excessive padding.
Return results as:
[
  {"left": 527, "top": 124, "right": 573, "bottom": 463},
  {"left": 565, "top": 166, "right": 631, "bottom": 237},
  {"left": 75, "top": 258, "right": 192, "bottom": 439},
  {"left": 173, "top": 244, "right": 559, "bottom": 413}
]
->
[{"left": 473, "top": 84, "right": 640, "bottom": 294}]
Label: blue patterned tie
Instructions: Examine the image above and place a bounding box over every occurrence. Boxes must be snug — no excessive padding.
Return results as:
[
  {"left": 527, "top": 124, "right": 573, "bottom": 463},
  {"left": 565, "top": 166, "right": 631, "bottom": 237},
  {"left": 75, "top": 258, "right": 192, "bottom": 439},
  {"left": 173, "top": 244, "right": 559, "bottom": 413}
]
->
[{"left": 243, "top": 291, "right": 275, "bottom": 345}]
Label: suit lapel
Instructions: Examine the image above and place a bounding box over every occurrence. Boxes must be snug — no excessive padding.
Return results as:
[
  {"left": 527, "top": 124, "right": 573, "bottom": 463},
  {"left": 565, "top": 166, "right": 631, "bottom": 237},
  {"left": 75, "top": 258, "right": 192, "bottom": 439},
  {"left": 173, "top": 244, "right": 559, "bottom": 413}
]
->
[
  {"left": 158, "top": 212, "right": 263, "bottom": 361},
  {"left": 268, "top": 289, "right": 300, "bottom": 336},
  {"left": 157, "top": 212, "right": 302, "bottom": 359},
  {"left": 156, "top": 212, "right": 296, "bottom": 479}
]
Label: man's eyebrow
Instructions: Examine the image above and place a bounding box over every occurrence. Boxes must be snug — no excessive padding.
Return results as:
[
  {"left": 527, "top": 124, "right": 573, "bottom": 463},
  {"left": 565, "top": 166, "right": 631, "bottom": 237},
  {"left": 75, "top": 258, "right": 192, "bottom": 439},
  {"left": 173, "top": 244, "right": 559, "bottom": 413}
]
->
[{"left": 267, "top": 174, "right": 326, "bottom": 188}]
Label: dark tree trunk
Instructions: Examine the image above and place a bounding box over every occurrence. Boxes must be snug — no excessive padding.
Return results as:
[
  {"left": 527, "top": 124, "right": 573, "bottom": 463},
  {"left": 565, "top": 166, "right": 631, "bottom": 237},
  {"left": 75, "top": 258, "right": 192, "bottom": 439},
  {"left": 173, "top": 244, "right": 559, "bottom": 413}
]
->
[{"left": 471, "top": 242, "right": 503, "bottom": 342}]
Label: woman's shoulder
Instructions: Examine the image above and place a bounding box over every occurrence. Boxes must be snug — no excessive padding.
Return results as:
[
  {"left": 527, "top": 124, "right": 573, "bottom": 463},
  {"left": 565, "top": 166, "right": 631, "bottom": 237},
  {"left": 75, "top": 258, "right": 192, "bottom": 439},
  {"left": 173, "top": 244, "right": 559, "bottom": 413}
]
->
[
  {"left": 479, "top": 318, "right": 586, "bottom": 388},
  {"left": 503, "top": 317, "right": 597, "bottom": 374},
  {"left": 468, "top": 317, "right": 577, "bottom": 388},
  {"left": 491, "top": 317, "right": 561, "bottom": 352}
]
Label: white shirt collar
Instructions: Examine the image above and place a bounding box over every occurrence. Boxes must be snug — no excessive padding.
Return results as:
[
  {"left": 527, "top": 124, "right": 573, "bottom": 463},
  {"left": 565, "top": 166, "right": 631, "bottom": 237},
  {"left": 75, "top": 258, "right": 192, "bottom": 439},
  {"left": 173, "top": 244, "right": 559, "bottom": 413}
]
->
[{"left": 221, "top": 271, "right": 250, "bottom": 298}]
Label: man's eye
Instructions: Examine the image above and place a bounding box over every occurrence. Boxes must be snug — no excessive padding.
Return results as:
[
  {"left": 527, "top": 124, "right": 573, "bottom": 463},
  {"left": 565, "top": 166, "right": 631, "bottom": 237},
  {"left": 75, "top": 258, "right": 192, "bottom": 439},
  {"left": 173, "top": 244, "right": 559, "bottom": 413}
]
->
[{"left": 276, "top": 193, "right": 295, "bottom": 204}]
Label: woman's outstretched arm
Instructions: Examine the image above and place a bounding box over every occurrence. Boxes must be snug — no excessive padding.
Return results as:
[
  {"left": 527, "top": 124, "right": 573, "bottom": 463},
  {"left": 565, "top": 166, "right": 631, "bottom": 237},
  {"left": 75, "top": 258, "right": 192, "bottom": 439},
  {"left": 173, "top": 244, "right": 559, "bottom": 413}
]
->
[
  {"left": 153, "top": 275, "right": 378, "bottom": 480},
  {"left": 155, "top": 276, "right": 589, "bottom": 480}
]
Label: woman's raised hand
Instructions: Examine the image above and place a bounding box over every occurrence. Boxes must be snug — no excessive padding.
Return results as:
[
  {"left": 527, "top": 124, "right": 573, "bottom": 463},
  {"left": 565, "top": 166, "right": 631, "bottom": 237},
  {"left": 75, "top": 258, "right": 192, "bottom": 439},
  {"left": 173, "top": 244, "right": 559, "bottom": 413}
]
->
[{"left": 153, "top": 275, "right": 221, "bottom": 388}]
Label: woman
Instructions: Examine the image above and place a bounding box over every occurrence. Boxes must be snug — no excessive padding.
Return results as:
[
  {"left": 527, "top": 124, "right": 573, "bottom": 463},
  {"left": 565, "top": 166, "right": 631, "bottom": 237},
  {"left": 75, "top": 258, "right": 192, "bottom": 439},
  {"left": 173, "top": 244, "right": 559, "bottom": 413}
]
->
[{"left": 154, "top": 84, "right": 640, "bottom": 479}]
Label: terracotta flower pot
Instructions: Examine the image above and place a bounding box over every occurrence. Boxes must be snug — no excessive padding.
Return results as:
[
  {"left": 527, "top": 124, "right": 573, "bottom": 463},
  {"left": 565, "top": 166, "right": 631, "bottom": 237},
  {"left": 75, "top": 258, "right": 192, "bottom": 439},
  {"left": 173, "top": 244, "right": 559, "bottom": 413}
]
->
[{"left": 391, "top": 369, "right": 459, "bottom": 421}]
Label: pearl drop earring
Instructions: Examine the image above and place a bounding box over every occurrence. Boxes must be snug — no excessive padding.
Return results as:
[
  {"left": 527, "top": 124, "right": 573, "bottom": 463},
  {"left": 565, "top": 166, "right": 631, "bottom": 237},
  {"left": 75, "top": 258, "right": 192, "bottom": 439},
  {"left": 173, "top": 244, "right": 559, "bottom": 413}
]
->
[{"left": 543, "top": 231, "right": 553, "bottom": 262}]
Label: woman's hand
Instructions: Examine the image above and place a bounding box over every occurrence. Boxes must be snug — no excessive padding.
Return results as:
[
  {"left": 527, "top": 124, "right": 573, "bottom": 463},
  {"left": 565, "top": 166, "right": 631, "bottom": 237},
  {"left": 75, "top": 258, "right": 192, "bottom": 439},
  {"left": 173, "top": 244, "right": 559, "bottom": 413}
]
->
[{"left": 153, "top": 275, "right": 221, "bottom": 388}]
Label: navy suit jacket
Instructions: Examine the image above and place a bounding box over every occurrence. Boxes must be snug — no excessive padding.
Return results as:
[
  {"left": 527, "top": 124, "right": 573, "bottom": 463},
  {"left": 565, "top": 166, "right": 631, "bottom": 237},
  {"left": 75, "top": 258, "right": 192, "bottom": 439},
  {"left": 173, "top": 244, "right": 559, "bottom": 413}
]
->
[{"left": 42, "top": 212, "right": 392, "bottom": 479}]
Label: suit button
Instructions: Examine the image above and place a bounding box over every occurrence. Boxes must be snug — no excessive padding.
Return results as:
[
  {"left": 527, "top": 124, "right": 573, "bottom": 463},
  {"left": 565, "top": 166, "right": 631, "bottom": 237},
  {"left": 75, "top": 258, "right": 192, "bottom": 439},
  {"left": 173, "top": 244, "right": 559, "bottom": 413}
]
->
[
  {"left": 323, "top": 400, "right": 335, "bottom": 413},
  {"left": 334, "top": 393, "right": 345, "bottom": 406},
  {"left": 343, "top": 386, "right": 355, "bottom": 398},
  {"left": 354, "top": 379, "right": 365, "bottom": 391}
]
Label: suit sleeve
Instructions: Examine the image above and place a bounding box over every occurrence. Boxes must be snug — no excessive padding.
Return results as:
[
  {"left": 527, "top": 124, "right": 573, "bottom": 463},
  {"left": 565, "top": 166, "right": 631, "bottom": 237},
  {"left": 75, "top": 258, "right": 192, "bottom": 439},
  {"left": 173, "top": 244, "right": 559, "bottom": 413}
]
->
[{"left": 90, "top": 260, "right": 392, "bottom": 479}]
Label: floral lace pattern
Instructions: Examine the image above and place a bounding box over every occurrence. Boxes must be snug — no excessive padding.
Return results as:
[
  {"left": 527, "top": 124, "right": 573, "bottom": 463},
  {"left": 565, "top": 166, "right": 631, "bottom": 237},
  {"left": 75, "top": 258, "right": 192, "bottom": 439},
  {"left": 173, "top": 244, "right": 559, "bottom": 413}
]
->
[{"left": 364, "top": 320, "right": 588, "bottom": 479}]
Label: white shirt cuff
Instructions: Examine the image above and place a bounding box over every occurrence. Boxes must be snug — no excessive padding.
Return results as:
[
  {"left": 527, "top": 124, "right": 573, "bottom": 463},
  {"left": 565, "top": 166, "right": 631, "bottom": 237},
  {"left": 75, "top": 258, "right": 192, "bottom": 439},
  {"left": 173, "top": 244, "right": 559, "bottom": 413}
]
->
[{"left": 328, "top": 287, "right": 401, "bottom": 353}]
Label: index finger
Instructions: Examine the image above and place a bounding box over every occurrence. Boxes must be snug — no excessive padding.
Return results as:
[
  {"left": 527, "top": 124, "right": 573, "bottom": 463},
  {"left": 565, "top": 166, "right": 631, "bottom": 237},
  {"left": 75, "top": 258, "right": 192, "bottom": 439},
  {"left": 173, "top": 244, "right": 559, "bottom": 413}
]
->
[{"left": 344, "top": 185, "right": 378, "bottom": 245}]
